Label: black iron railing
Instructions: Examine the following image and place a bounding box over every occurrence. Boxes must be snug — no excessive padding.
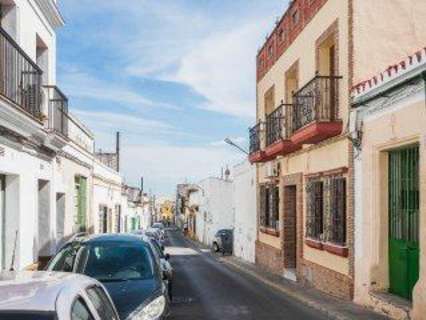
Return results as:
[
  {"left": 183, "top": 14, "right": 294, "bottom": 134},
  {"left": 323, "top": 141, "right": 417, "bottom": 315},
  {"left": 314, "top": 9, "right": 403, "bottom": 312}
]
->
[
  {"left": 265, "top": 103, "right": 293, "bottom": 146},
  {"left": 44, "top": 85, "right": 68, "bottom": 137},
  {"left": 0, "top": 27, "right": 42, "bottom": 118},
  {"left": 249, "top": 122, "right": 261, "bottom": 154},
  {"left": 292, "top": 75, "right": 341, "bottom": 133}
]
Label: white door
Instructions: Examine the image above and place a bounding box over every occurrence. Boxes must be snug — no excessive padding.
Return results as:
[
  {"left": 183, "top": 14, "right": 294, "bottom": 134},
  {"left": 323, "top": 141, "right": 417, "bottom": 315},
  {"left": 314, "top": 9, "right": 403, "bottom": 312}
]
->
[{"left": 0, "top": 175, "right": 5, "bottom": 270}]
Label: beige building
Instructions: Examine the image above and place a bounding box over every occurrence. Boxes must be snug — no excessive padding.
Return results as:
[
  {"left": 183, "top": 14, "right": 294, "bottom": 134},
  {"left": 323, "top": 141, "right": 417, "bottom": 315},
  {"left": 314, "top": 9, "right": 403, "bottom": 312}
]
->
[
  {"left": 250, "top": 0, "right": 426, "bottom": 302},
  {"left": 352, "top": 50, "right": 426, "bottom": 319}
]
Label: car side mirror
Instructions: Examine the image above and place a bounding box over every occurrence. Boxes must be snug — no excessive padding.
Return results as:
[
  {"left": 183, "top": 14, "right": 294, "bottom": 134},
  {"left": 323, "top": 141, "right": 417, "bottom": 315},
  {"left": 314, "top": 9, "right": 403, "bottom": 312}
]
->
[
  {"left": 165, "top": 253, "right": 170, "bottom": 261},
  {"left": 162, "top": 271, "right": 168, "bottom": 280}
]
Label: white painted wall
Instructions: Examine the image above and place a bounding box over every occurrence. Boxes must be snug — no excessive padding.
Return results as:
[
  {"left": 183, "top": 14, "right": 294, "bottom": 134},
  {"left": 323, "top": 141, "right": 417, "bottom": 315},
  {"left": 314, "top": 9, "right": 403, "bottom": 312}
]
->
[
  {"left": 191, "top": 177, "right": 234, "bottom": 246},
  {"left": 232, "top": 161, "right": 256, "bottom": 263}
]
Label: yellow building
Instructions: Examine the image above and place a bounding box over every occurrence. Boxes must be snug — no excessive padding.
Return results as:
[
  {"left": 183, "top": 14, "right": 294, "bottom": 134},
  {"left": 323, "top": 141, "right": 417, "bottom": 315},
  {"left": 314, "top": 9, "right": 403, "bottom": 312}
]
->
[
  {"left": 250, "top": 0, "right": 426, "bottom": 305},
  {"left": 159, "top": 200, "right": 175, "bottom": 224}
]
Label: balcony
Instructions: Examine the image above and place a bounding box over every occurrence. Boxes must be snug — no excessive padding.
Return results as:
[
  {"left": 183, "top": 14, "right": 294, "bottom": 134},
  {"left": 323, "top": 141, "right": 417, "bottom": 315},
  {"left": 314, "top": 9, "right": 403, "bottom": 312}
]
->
[
  {"left": 44, "top": 85, "right": 69, "bottom": 137},
  {"left": 0, "top": 27, "right": 42, "bottom": 120},
  {"left": 43, "top": 85, "right": 69, "bottom": 149},
  {"left": 248, "top": 122, "right": 264, "bottom": 163},
  {"left": 290, "top": 75, "right": 343, "bottom": 145},
  {"left": 264, "top": 102, "right": 299, "bottom": 160}
]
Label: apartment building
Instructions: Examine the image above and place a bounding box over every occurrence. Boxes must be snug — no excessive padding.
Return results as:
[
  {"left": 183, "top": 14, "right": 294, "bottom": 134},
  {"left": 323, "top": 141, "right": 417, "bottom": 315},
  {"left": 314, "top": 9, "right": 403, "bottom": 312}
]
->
[{"left": 251, "top": 0, "right": 352, "bottom": 298}]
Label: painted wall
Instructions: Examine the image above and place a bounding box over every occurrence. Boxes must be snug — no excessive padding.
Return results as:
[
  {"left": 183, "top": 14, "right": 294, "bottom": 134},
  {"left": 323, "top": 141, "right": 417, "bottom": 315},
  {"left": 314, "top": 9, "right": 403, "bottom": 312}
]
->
[
  {"left": 353, "top": 63, "right": 426, "bottom": 319},
  {"left": 353, "top": 0, "right": 426, "bottom": 84},
  {"left": 233, "top": 161, "right": 256, "bottom": 263},
  {"left": 92, "top": 159, "right": 122, "bottom": 234},
  {"left": 190, "top": 178, "right": 234, "bottom": 246}
]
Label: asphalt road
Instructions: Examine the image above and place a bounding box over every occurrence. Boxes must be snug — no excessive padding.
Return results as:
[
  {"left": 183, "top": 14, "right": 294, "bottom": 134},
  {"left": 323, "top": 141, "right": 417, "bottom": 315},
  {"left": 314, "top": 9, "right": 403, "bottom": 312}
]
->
[{"left": 166, "top": 229, "right": 328, "bottom": 320}]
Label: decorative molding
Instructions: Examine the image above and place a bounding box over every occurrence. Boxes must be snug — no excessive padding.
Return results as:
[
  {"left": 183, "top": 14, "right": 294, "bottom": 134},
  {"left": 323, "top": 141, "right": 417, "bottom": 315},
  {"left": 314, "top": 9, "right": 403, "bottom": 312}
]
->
[
  {"left": 57, "top": 150, "right": 93, "bottom": 170},
  {"left": 34, "top": 0, "right": 65, "bottom": 29}
]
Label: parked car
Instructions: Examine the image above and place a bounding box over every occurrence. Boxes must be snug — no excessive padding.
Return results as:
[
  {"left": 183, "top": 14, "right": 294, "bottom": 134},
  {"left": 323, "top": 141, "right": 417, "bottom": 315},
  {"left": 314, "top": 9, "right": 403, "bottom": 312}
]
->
[
  {"left": 46, "top": 234, "right": 170, "bottom": 320},
  {"left": 146, "top": 227, "right": 166, "bottom": 246},
  {"left": 134, "top": 232, "right": 174, "bottom": 300},
  {"left": 0, "top": 271, "right": 120, "bottom": 320},
  {"left": 152, "top": 222, "right": 165, "bottom": 230},
  {"left": 213, "top": 229, "right": 233, "bottom": 255}
]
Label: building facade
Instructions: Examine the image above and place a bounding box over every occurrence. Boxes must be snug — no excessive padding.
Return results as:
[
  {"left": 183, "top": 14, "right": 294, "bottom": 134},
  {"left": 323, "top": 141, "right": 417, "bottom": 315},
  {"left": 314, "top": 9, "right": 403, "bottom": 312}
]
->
[
  {"left": 233, "top": 160, "right": 256, "bottom": 263},
  {"left": 0, "top": 0, "right": 66, "bottom": 270},
  {"left": 251, "top": 0, "right": 353, "bottom": 298},
  {"left": 352, "top": 50, "right": 426, "bottom": 319},
  {"left": 250, "top": 0, "right": 426, "bottom": 306}
]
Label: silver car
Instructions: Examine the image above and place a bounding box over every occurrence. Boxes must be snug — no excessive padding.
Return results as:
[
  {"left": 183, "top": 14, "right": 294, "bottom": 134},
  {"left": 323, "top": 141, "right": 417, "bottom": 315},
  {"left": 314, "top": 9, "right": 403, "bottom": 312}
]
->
[{"left": 0, "top": 271, "right": 120, "bottom": 320}]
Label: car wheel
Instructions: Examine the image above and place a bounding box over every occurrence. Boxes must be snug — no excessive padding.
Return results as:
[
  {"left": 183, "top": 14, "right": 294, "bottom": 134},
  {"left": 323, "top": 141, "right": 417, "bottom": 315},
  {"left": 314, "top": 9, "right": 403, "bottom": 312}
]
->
[{"left": 213, "top": 242, "right": 219, "bottom": 252}]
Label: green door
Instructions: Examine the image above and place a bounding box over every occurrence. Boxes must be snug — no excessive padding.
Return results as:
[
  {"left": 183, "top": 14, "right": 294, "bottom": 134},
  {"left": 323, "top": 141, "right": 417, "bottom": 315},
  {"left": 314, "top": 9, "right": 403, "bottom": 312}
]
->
[{"left": 389, "top": 146, "right": 419, "bottom": 300}]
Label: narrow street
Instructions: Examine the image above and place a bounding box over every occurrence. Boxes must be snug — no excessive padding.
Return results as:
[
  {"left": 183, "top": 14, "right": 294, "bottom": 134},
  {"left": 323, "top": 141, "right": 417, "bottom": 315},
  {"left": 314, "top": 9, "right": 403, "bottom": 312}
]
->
[{"left": 166, "top": 230, "right": 328, "bottom": 320}]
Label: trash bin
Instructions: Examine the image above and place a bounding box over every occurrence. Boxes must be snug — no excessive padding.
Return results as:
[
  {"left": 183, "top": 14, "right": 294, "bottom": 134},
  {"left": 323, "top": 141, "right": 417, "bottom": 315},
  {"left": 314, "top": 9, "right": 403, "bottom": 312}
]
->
[{"left": 215, "top": 229, "right": 233, "bottom": 255}]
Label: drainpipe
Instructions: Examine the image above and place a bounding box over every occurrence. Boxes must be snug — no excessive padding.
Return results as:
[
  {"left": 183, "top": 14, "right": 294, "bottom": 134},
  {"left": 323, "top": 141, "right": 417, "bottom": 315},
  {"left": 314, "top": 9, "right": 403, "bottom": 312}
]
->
[{"left": 422, "top": 71, "right": 426, "bottom": 102}]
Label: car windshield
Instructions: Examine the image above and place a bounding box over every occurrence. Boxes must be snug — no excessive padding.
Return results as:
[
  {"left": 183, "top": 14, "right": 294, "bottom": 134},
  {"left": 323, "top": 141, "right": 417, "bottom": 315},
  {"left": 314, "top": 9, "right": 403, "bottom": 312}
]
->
[
  {"left": 81, "top": 243, "right": 155, "bottom": 282},
  {"left": 0, "top": 312, "right": 56, "bottom": 320}
]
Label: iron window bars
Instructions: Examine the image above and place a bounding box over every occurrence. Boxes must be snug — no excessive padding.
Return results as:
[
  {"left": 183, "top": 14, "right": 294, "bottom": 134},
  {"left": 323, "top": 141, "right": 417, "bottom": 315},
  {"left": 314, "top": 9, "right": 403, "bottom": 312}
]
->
[
  {"left": 249, "top": 122, "right": 262, "bottom": 154},
  {"left": 260, "top": 184, "right": 280, "bottom": 230},
  {"left": 265, "top": 103, "right": 293, "bottom": 146}
]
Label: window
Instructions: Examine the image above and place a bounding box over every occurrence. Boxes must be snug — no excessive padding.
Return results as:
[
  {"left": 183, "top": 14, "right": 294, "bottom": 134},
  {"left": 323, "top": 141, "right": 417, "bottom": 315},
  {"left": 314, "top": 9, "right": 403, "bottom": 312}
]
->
[
  {"left": 306, "top": 180, "right": 323, "bottom": 239},
  {"left": 48, "top": 245, "right": 78, "bottom": 272},
  {"left": 260, "top": 185, "right": 279, "bottom": 230},
  {"left": 71, "top": 298, "right": 94, "bottom": 320},
  {"left": 329, "top": 177, "right": 346, "bottom": 245},
  {"left": 268, "top": 44, "right": 273, "bottom": 58},
  {"left": 306, "top": 176, "right": 347, "bottom": 245},
  {"left": 292, "top": 10, "right": 300, "bottom": 25},
  {"left": 86, "top": 286, "right": 118, "bottom": 320},
  {"left": 278, "top": 28, "right": 284, "bottom": 42}
]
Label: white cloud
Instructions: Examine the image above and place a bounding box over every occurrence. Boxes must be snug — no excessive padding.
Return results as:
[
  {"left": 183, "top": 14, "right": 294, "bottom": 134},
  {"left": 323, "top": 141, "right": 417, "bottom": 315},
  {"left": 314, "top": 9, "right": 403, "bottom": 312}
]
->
[{"left": 59, "top": 68, "right": 179, "bottom": 110}]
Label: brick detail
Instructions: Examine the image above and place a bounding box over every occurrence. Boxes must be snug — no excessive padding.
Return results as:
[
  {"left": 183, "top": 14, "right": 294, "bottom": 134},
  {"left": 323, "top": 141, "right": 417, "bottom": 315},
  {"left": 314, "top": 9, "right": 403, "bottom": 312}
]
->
[
  {"left": 257, "top": 0, "right": 329, "bottom": 82},
  {"left": 300, "top": 259, "right": 353, "bottom": 299},
  {"left": 255, "top": 240, "right": 284, "bottom": 275}
]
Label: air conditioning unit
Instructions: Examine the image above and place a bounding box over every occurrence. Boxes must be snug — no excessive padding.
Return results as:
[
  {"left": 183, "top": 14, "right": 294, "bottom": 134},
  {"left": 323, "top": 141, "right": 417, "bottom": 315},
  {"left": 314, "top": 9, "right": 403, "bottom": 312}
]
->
[{"left": 265, "top": 162, "right": 279, "bottom": 178}]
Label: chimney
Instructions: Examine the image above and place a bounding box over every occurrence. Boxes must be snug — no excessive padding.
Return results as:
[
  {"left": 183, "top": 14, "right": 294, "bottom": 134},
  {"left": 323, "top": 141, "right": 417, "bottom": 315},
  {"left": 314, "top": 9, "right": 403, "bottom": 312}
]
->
[
  {"left": 116, "top": 132, "right": 120, "bottom": 172},
  {"left": 140, "top": 177, "right": 144, "bottom": 192}
]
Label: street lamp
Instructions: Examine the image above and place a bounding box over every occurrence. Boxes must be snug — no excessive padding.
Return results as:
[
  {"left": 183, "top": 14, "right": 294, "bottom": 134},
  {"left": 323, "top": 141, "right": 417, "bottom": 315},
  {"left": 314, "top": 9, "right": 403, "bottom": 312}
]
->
[{"left": 224, "top": 137, "right": 249, "bottom": 155}]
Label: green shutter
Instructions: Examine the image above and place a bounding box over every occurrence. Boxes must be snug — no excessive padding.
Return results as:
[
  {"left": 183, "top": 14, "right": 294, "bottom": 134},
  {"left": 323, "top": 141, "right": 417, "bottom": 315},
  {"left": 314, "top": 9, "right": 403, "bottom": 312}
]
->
[{"left": 77, "top": 176, "right": 87, "bottom": 231}]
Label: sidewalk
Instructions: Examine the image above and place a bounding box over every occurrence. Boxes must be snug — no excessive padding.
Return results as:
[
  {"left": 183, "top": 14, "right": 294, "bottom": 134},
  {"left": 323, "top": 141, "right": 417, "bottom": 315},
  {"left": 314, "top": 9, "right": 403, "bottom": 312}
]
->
[
  {"left": 184, "top": 236, "right": 388, "bottom": 320},
  {"left": 220, "top": 255, "right": 389, "bottom": 320}
]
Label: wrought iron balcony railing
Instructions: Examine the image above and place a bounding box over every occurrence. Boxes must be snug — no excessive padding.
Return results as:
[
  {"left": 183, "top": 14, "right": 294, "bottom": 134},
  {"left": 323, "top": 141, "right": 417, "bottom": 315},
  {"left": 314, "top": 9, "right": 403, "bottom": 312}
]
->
[
  {"left": 44, "top": 85, "right": 69, "bottom": 137},
  {"left": 249, "top": 122, "right": 261, "bottom": 154},
  {"left": 0, "top": 27, "right": 42, "bottom": 119},
  {"left": 292, "top": 75, "right": 342, "bottom": 133},
  {"left": 265, "top": 103, "right": 293, "bottom": 146}
]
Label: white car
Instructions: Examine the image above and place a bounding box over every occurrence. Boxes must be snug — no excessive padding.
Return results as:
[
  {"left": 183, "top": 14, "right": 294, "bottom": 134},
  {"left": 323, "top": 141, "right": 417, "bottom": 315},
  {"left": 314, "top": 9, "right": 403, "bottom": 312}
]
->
[{"left": 0, "top": 271, "right": 120, "bottom": 320}]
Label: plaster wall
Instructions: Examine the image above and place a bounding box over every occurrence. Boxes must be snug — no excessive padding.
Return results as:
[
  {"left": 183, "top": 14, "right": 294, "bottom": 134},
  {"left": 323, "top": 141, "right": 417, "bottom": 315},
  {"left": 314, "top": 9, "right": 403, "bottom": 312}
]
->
[
  {"left": 353, "top": 0, "right": 426, "bottom": 84},
  {"left": 354, "top": 85, "right": 426, "bottom": 319}
]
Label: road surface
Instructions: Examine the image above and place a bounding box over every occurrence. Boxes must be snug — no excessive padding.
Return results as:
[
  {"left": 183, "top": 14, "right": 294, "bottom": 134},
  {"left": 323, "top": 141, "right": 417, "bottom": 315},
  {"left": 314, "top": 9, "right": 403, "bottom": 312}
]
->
[{"left": 166, "top": 229, "right": 328, "bottom": 320}]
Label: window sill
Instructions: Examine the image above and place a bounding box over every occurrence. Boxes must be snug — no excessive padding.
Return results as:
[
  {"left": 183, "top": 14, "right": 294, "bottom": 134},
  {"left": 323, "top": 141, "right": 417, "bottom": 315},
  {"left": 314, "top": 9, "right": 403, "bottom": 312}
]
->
[
  {"left": 260, "top": 226, "right": 280, "bottom": 237},
  {"left": 323, "top": 242, "right": 348, "bottom": 257},
  {"left": 305, "top": 238, "right": 323, "bottom": 250}
]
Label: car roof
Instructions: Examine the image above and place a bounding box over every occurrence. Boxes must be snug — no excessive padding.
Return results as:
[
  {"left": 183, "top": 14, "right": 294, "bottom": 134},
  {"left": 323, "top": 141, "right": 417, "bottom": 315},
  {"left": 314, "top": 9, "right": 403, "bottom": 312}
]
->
[
  {"left": 71, "top": 233, "right": 149, "bottom": 246},
  {"left": 0, "top": 271, "right": 98, "bottom": 312}
]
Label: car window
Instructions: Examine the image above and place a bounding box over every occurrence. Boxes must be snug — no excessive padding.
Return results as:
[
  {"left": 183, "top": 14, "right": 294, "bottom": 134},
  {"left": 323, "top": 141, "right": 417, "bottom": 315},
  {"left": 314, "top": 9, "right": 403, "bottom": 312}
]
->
[
  {"left": 82, "top": 243, "right": 155, "bottom": 281},
  {"left": 86, "top": 286, "right": 118, "bottom": 320},
  {"left": 71, "top": 297, "right": 95, "bottom": 320},
  {"left": 48, "top": 245, "right": 78, "bottom": 272}
]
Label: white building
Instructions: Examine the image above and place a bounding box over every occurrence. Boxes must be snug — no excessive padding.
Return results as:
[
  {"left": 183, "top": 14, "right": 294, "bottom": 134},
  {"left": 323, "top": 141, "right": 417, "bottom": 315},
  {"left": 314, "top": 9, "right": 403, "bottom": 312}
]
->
[
  {"left": 189, "top": 177, "right": 234, "bottom": 246},
  {"left": 0, "top": 0, "right": 66, "bottom": 270},
  {"left": 92, "top": 159, "right": 123, "bottom": 234},
  {"left": 232, "top": 161, "right": 256, "bottom": 263}
]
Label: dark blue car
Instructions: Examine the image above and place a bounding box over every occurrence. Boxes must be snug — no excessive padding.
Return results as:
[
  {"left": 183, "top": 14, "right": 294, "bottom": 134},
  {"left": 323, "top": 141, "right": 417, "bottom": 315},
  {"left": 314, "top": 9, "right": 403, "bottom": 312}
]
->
[{"left": 47, "top": 234, "right": 170, "bottom": 320}]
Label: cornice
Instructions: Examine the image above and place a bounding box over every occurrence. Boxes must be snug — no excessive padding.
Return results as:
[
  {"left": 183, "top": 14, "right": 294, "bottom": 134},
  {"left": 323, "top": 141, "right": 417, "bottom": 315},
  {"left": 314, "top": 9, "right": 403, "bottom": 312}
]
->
[{"left": 33, "top": 0, "right": 65, "bottom": 29}]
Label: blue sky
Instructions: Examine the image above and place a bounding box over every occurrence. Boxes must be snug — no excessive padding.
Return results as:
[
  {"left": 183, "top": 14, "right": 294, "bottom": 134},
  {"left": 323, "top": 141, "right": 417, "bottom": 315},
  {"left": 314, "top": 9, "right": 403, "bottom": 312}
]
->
[{"left": 57, "top": 0, "right": 288, "bottom": 197}]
